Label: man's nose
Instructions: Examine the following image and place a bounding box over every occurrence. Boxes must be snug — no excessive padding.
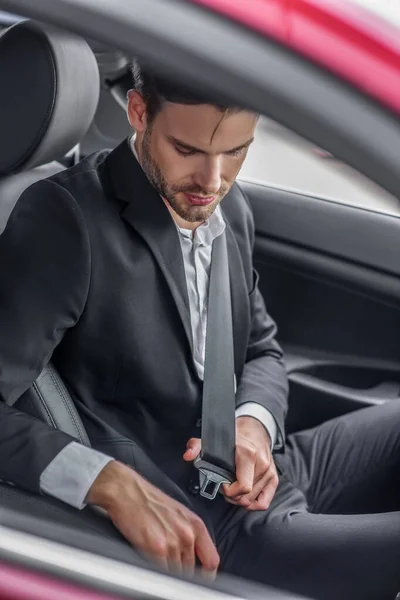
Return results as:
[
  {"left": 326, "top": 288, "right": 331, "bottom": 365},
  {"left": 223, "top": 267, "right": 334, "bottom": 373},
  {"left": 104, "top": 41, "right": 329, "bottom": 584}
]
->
[{"left": 195, "top": 160, "right": 222, "bottom": 195}]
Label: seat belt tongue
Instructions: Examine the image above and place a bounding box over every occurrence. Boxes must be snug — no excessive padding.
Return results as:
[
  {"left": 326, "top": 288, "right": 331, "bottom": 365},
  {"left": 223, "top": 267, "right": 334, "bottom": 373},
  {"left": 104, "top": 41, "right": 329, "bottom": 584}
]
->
[{"left": 194, "top": 455, "right": 234, "bottom": 500}]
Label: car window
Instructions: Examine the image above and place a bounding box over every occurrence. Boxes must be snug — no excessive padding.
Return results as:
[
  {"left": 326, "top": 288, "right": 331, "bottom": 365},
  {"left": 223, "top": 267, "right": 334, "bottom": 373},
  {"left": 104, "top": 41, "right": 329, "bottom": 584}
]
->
[
  {"left": 352, "top": 0, "right": 400, "bottom": 27},
  {"left": 240, "top": 118, "right": 399, "bottom": 216}
]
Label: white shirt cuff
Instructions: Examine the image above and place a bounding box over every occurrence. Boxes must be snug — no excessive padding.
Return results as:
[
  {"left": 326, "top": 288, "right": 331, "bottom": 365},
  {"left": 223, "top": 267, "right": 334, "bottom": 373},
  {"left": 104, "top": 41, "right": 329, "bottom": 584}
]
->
[
  {"left": 40, "top": 441, "right": 114, "bottom": 509},
  {"left": 235, "top": 402, "right": 280, "bottom": 450}
]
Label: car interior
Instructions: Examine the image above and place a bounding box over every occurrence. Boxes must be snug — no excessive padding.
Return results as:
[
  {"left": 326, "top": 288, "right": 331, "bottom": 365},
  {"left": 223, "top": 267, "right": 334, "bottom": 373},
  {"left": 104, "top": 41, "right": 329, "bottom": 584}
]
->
[{"left": 1, "top": 12, "right": 400, "bottom": 596}]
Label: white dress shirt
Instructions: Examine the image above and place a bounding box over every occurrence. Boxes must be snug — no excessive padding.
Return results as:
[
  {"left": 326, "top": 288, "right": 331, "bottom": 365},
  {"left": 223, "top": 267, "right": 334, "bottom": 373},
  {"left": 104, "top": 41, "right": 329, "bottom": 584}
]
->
[{"left": 40, "top": 137, "right": 279, "bottom": 509}]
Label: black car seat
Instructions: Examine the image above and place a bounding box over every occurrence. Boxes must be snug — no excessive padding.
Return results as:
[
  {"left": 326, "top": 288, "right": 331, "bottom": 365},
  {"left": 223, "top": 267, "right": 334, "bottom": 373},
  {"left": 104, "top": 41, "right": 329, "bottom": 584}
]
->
[
  {"left": 0, "top": 20, "right": 99, "bottom": 444},
  {"left": 0, "top": 20, "right": 99, "bottom": 230}
]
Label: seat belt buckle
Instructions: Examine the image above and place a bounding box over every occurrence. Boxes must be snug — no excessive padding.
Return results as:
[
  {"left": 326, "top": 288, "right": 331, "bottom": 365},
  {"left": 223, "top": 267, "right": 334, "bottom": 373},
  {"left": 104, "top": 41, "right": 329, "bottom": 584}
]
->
[{"left": 193, "top": 455, "right": 234, "bottom": 500}]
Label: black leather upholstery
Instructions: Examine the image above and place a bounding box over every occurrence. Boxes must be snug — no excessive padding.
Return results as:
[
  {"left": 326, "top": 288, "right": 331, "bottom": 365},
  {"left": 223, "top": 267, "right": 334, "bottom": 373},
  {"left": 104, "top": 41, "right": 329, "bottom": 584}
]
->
[
  {"left": 0, "top": 21, "right": 99, "bottom": 444},
  {"left": 16, "top": 364, "right": 91, "bottom": 447},
  {"left": 0, "top": 20, "right": 99, "bottom": 174},
  {"left": 0, "top": 20, "right": 100, "bottom": 232}
]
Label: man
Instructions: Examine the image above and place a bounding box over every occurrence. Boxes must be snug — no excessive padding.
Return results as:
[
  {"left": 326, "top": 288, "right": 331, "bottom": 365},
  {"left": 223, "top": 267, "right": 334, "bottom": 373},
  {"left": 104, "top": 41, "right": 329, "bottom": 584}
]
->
[{"left": 0, "top": 61, "right": 399, "bottom": 600}]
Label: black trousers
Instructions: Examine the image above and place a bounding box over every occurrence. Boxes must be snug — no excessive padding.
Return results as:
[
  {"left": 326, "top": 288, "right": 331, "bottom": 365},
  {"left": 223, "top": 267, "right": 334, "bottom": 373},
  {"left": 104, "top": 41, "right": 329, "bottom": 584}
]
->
[{"left": 210, "top": 401, "right": 400, "bottom": 600}]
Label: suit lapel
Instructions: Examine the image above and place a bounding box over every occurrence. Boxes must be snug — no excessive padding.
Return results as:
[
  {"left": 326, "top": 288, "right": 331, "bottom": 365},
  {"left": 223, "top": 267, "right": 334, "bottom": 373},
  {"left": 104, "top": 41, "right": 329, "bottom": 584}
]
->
[
  {"left": 104, "top": 140, "right": 193, "bottom": 352},
  {"left": 103, "top": 140, "right": 250, "bottom": 377}
]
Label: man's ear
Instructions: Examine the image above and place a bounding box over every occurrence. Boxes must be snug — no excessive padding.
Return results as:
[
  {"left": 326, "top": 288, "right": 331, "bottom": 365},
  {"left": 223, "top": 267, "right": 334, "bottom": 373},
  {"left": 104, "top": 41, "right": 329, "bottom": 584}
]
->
[{"left": 127, "top": 90, "right": 147, "bottom": 133}]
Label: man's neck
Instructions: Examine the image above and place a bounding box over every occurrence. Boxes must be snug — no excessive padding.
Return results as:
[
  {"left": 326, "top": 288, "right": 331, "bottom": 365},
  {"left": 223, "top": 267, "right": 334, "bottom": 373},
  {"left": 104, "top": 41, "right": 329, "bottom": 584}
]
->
[{"left": 162, "top": 198, "right": 203, "bottom": 232}]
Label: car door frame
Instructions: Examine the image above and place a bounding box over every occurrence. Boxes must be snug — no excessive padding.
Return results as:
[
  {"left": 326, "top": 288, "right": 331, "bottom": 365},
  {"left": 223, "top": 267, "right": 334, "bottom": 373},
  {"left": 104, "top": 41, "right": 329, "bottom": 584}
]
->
[{"left": 1, "top": 0, "right": 400, "bottom": 200}]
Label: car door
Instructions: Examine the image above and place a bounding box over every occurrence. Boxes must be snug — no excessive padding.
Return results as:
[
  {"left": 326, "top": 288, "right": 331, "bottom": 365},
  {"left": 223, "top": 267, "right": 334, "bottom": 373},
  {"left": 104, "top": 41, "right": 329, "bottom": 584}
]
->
[{"left": 237, "top": 124, "right": 400, "bottom": 434}]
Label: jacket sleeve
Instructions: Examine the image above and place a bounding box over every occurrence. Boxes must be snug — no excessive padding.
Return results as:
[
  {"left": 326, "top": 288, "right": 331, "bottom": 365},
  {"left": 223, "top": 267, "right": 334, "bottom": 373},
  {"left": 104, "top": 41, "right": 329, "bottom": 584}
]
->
[
  {"left": 235, "top": 270, "right": 288, "bottom": 449},
  {"left": 233, "top": 187, "right": 289, "bottom": 450},
  {"left": 0, "top": 178, "right": 91, "bottom": 492}
]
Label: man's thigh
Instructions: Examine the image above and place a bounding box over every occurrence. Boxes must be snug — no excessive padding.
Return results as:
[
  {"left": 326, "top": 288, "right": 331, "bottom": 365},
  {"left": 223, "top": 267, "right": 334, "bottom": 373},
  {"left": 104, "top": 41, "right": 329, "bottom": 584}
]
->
[
  {"left": 218, "top": 491, "right": 400, "bottom": 600},
  {"left": 280, "top": 400, "right": 400, "bottom": 513}
]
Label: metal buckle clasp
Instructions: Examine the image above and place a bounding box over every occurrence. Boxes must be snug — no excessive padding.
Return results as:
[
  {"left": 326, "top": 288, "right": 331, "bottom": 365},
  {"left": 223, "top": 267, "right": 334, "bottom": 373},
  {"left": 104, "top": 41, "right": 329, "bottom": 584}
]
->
[
  {"left": 193, "top": 455, "right": 234, "bottom": 500},
  {"left": 198, "top": 469, "right": 230, "bottom": 500}
]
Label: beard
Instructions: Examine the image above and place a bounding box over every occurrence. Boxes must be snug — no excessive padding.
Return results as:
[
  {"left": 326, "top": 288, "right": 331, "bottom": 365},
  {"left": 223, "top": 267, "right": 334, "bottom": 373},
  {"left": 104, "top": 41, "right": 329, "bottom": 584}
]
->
[{"left": 141, "top": 129, "right": 229, "bottom": 223}]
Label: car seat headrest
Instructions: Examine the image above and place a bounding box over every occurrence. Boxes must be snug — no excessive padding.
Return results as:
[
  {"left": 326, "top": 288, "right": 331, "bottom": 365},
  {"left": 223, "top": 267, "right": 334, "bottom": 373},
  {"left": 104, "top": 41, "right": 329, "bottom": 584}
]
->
[{"left": 0, "top": 20, "right": 100, "bottom": 175}]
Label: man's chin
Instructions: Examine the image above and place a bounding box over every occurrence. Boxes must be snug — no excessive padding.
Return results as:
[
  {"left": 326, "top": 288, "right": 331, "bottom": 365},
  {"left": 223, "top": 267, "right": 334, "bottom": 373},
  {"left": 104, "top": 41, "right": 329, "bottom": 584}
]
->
[
  {"left": 181, "top": 205, "right": 217, "bottom": 223},
  {"left": 168, "top": 197, "right": 219, "bottom": 224},
  {"left": 164, "top": 188, "right": 227, "bottom": 223}
]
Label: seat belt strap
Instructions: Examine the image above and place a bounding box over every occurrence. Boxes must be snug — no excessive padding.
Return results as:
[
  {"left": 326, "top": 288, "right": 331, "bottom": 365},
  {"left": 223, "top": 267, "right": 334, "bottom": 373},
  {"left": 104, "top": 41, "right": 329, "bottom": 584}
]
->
[{"left": 194, "top": 232, "right": 236, "bottom": 499}]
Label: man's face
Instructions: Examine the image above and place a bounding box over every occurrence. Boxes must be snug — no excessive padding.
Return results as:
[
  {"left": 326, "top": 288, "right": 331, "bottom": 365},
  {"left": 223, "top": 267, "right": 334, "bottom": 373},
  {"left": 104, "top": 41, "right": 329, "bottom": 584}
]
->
[{"left": 128, "top": 93, "right": 258, "bottom": 226}]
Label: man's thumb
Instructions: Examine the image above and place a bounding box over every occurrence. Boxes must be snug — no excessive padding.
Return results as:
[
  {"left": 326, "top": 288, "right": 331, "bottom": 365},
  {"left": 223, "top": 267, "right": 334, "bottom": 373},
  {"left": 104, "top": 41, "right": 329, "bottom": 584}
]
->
[{"left": 183, "top": 438, "right": 201, "bottom": 461}]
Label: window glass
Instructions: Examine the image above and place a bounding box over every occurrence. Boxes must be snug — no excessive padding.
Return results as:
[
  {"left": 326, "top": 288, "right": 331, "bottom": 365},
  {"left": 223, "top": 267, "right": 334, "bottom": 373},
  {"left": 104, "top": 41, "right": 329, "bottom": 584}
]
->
[
  {"left": 352, "top": 0, "right": 400, "bottom": 27},
  {"left": 240, "top": 119, "right": 399, "bottom": 216}
]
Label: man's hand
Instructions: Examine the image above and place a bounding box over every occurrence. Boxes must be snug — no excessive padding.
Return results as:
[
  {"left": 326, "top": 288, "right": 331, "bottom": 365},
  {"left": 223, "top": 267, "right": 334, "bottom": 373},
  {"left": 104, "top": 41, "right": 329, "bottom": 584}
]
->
[
  {"left": 184, "top": 416, "right": 278, "bottom": 511},
  {"left": 86, "top": 461, "right": 219, "bottom": 577}
]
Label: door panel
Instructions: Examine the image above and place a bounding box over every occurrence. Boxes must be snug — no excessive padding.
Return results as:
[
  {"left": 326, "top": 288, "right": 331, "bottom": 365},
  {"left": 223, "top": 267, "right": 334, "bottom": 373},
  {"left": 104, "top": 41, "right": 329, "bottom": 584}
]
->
[{"left": 240, "top": 180, "right": 400, "bottom": 434}]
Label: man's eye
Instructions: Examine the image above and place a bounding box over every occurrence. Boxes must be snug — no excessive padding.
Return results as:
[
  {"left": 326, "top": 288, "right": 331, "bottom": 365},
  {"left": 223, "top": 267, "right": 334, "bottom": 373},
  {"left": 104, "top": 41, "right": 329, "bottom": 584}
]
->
[
  {"left": 176, "top": 146, "right": 196, "bottom": 157},
  {"left": 227, "top": 147, "right": 246, "bottom": 158}
]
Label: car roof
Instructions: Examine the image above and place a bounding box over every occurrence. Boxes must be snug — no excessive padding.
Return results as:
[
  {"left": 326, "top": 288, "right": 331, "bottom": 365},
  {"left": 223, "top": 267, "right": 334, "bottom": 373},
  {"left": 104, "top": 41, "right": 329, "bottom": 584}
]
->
[
  {"left": 2, "top": 1, "right": 400, "bottom": 116},
  {"left": 187, "top": 0, "right": 400, "bottom": 117}
]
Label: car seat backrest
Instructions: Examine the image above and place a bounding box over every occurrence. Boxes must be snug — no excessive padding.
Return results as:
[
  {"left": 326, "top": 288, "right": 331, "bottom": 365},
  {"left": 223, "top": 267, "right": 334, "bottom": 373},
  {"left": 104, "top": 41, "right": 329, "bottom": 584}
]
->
[
  {"left": 0, "top": 20, "right": 100, "bottom": 445},
  {"left": 0, "top": 163, "right": 64, "bottom": 233}
]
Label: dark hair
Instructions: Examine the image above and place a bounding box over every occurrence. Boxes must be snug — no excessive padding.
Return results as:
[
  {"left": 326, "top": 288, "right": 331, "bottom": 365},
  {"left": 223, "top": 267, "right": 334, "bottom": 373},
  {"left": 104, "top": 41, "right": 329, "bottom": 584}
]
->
[{"left": 131, "top": 59, "right": 239, "bottom": 122}]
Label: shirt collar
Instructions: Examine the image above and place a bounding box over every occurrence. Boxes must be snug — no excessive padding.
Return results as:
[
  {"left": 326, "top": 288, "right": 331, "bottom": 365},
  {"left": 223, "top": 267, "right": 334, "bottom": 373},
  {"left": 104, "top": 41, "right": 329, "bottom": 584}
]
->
[
  {"left": 129, "top": 135, "right": 225, "bottom": 246},
  {"left": 130, "top": 135, "right": 140, "bottom": 163},
  {"left": 184, "top": 206, "right": 225, "bottom": 247}
]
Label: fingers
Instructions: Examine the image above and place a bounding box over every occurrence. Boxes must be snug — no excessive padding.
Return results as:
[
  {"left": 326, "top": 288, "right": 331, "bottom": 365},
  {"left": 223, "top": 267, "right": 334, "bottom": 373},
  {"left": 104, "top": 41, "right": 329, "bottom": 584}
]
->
[
  {"left": 223, "top": 442, "right": 256, "bottom": 499},
  {"left": 193, "top": 517, "right": 220, "bottom": 579},
  {"left": 105, "top": 466, "right": 215, "bottom": 579},
  {"left": 245, "top": 473, "right": 270, "bottom": 506},
  {"left": 177, "top": 523, "right": 196, "bottom": 576},
  {"left": 201, "top": 568, "right": 218, "bottom": 582},
  {"left": 181, "top": 544, "right": 196, "bottom": 576},
  {"left": 239, "top": 454, "right": 274, "bottom": 504},
  {"left": 149, "top": 527, "right": 196, "bottom": 576},
  {"left": 150, "top": 539, "right": 173, "bottom": 573},
  {"left": 158, "top": 516, "right": 219, "bottom": 579},
  {"left": 183, "top": 437, "right": 201, "bottom": 462},
  {"left": 246, "top": 470, "right": 279, "bottom": 511},
  {"left": 222, "top": 465, "right": 266, "bottom": 505},
  {"left": 223, "top": 451, "right": 279, "bottom": 511},
  {"left": 167, "top": 543, "right": 183, "bottom": 574}
]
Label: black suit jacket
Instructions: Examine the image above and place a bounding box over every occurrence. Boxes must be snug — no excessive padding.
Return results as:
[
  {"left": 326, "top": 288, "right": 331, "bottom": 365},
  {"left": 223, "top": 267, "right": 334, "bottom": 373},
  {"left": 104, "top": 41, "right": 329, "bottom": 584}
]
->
[{"left": 0, "top": 139, "right": 288, "bottom": 506}]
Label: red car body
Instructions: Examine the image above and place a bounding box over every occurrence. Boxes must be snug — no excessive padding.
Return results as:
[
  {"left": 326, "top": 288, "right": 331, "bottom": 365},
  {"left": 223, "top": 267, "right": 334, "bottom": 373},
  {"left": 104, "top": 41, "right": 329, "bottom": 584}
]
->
[
  {"left": 191, "top": 0, "right": 400, "bottom": 115},
  {"left": 0, "top": 563, "right": 121, "bottom": 600}
]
